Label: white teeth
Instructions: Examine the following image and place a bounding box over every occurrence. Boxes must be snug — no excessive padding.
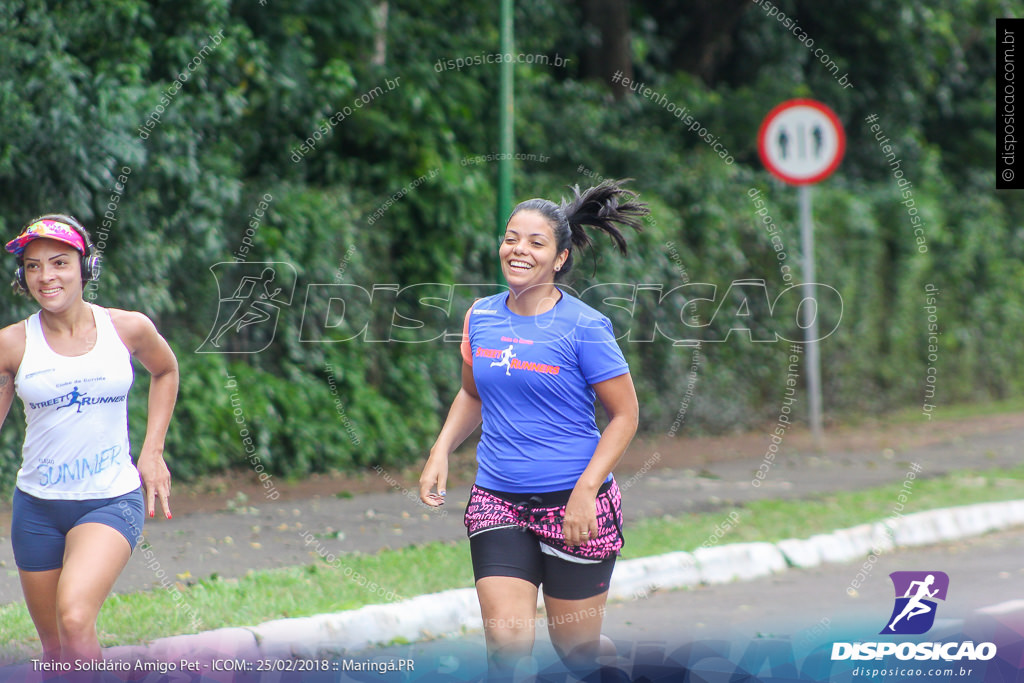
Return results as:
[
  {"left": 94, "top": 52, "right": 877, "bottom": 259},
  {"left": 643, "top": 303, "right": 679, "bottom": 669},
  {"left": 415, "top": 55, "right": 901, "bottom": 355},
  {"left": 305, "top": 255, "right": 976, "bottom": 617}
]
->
[{"left": 509, "top": 260, "right": 533, "bottom": 270}]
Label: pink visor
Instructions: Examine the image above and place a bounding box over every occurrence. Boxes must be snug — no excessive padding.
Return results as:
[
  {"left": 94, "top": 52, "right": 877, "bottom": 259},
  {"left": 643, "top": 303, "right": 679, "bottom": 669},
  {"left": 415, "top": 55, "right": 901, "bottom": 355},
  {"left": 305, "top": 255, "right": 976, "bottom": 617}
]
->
[{"left": 5, "top": 219, "right": 86, "bottom": 256}]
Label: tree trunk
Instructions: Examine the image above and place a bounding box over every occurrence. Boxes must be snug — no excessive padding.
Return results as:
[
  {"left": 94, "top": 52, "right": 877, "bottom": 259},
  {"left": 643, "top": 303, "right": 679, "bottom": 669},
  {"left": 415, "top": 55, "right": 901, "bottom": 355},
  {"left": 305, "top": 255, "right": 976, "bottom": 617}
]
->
[
  {"left": 372, "top": 1, "right": 388, "bottom": 66},
  {"left": 672, "top": 0, "right": 749, "bottom": 85},
  {"left": 583, "top": 0, "right": 633, "bottom": 99}
]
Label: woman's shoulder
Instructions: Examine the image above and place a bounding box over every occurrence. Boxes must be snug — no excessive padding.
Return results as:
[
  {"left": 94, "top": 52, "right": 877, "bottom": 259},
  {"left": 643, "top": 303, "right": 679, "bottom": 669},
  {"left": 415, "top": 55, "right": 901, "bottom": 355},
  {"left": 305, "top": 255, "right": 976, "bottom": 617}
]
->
[
  {"left": 104, "top": 307, "right": 159, "bottom": 346},
  {"left": 0, "top": 320, "right": 28, "bottom": 373},
  {"left": 556, "top": 290, "right": 611, "bottom": 324},
  {"left": 104, "top": 307, "right": 151, "bottom": 324},
  {"left": 467, "top": 292, "right": 506, "bottom": 312},
  {"left": 463, "top": 292, "right": 507, "bottom": 327},
  {"left": 0, "top": 318, "right": 27, "bottom": 337},
  {"left": 0, "top": 319, "right": 28, "bottom": 339}
]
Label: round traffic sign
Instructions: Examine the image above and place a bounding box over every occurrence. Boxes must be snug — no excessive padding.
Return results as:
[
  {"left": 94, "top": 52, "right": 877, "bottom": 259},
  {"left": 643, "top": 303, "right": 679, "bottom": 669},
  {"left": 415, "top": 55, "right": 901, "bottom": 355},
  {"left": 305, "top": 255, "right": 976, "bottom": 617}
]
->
[{"left": 757, "top": 99, "right": 845, "bottom": 185}]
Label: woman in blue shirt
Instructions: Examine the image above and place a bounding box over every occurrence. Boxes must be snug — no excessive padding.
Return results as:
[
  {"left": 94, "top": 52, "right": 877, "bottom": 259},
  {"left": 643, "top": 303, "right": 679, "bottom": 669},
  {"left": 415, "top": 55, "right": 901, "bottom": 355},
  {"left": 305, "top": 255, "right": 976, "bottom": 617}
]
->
[{"left": 420, "top": 179, "right": 646, "bottom": 677}]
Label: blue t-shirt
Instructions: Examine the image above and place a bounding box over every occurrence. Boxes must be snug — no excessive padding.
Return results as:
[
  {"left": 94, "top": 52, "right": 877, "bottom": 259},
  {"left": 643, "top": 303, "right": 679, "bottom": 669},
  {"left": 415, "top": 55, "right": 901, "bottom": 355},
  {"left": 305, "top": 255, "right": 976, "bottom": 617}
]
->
[{"left": 460, "top": 290, "right": 630, "bottom": 493}]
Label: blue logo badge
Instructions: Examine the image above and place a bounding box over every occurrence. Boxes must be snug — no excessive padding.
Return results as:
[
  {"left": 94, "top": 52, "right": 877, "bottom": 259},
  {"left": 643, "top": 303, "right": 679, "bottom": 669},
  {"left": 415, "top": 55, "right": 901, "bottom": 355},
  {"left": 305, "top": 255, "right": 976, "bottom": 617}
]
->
[{"left": 880, "top": 571, "right": 949, "bottom": 635}]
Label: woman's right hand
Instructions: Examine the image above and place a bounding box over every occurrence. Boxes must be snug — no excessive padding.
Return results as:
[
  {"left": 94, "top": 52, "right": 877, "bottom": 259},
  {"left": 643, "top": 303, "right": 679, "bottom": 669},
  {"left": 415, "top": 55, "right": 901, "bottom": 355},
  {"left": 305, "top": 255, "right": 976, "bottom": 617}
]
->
[
  {"left": 419, "top": 364, "right": 480, "bottom": 508},
  {"left": 419, "top": 452, "right": 448, "bottom": 507}
]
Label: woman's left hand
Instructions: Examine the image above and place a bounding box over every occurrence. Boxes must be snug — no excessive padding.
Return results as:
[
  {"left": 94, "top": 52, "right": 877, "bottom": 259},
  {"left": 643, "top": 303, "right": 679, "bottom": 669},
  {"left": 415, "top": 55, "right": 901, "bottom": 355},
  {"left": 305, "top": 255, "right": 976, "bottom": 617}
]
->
[
  {"left": 563, "top": 488, "right": 598, "bottom": 546},
  {"left": 137, "top": 448, "right": 172, "bottom": 519}
]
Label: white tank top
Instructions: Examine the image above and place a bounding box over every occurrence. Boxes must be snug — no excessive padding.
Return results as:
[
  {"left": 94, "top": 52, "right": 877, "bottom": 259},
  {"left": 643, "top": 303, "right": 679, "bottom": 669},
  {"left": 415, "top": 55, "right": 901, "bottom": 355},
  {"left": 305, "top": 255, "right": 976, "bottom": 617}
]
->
[{"left": 14, "top": 304, "right": 139, "bottom": 500}]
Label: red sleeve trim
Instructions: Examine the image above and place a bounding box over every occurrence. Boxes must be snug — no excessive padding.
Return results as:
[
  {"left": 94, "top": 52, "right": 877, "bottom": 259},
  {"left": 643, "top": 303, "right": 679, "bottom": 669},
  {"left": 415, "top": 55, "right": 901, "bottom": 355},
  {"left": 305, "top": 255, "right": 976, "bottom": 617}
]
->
[{"left": 459, "top": 305, "right": 473, "bottom": 366}]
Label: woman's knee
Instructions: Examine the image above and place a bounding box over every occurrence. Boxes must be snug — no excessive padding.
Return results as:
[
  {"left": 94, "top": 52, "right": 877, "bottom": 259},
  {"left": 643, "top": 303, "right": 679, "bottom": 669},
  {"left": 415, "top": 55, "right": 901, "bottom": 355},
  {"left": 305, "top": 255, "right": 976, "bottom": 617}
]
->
[
  {"left": 553, "top": 632, "right": 615, "bottom": 660},
  {"left": 56, "top": 603, "right": 97, "bottom": 639},
  {"left": 484, "top": 612, "right": 535, "bottom": 642}
]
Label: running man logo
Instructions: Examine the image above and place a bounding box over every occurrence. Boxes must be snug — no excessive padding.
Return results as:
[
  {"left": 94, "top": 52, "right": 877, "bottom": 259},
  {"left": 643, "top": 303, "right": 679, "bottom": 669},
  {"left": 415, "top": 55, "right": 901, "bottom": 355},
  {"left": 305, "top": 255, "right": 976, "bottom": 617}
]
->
[
  {"left": 197, "top": 262, "right": 297, "bottom": 353},
  {"left": 28, "top": 385, "right": 127, "bottom": 413},
  {"left": 880, "top": 571, "right": 949, "bottom": 635},
  {"left": 489, "top": 344, "right": 516, "bottom": 376},
  {"left": 475, "top": 345, "right": 562, "bottom": 376}
]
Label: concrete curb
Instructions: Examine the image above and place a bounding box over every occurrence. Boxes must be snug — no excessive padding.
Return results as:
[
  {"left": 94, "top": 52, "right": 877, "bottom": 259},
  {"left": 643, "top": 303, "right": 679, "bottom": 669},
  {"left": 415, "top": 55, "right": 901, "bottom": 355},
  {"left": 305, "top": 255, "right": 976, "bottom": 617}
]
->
[
  {"left": 253, "top": 589, "right": 482, "bottom": 658},
  {"left": 607, "top": 550, "right": 699, "bottom": 600},
  {"left": 694, "top": 542, "right": 787, "bottom": 584},
  {"left": 115, "top": 499, "right": 1024, "bottom": 660}
]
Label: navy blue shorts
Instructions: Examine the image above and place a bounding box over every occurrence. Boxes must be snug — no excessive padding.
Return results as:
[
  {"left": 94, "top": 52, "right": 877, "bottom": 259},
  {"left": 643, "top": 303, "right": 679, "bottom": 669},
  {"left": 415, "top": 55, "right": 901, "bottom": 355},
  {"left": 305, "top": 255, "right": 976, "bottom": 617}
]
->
[{"left": 11, "top": 487, "right": 145, "bottom": 571}]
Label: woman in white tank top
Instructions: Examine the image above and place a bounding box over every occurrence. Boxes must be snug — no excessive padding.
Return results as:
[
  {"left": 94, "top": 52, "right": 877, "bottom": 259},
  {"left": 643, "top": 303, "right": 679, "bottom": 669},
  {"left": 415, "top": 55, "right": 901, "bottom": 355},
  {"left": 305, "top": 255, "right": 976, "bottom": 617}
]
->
[{"left": 0, "top": 215, "right": 178, "bottom": 665}]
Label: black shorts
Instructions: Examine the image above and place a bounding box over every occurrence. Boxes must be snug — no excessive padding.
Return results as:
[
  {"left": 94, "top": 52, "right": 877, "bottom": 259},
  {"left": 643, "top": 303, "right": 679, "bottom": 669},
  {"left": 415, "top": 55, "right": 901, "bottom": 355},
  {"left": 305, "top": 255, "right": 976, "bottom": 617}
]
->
[
  {"left": 470, "top": 527, "right": 616, "bottom": 600},
  {"left": 467, "top": 482, "right": 620, "bottom": 600}
]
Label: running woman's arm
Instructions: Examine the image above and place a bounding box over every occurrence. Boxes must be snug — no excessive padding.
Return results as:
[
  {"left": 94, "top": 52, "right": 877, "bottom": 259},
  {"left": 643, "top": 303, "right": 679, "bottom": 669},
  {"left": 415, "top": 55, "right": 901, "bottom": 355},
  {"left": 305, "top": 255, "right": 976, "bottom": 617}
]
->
[
  {"left": 0, "top": 323, "right": 26, "bottom": 432},
  {"left": 419, "top": 362, "right": 481, "bottom": 506},
  {"left": 0, "top": 371, "right": 13, "bottom": 428},
  {"left": 562, "top": 372, "right": 639, "bottom": 546},
  {"left": 111, "top": 310, "right": 179, "bottom": 520}
]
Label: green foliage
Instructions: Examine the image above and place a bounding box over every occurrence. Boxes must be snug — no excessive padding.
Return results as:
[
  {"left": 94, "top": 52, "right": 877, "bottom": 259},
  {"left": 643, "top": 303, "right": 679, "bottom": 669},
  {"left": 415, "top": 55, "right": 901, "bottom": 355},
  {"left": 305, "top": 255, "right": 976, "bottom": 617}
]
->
[{"left": 0, "top": 0, "right": 1017, "bottom": 488}]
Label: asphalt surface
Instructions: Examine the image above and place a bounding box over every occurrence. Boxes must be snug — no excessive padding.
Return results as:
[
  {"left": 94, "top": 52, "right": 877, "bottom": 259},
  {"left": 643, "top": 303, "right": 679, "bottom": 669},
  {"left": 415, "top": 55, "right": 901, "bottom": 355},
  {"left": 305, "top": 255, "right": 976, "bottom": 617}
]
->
[
  {"left": 1, "top": 415, "right": 1023, "bottom": 681},
  {"left": 1, "top": 416, "right": 1021, "bottom": 605},
  {"left": 360, "top": 527, "right": 1024, "bottom": 680}
]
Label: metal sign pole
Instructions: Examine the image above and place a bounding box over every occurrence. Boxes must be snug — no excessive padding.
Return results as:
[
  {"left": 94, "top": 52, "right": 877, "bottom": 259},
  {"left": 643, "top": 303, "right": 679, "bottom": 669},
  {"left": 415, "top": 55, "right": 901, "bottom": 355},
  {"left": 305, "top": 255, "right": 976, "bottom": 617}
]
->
[
  {"left": 799, "top": 184, "right": 824, "bottom": 446},
  {"left": 760, "top": 99, "right": 842, "bottom": 448},
  {"left": 496, "top": 0, "right": 514, "bottom": 285}
]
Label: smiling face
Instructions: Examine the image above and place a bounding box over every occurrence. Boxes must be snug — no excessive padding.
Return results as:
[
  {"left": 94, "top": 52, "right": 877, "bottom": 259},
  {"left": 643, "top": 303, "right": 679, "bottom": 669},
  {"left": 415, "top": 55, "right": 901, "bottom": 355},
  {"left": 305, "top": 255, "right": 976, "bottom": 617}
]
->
[
  {"left": 499, "top": 210, "right": 568, "bottom": 293},
  {"left": 22, "top": 238, "right": 84, "bottom": 309}
]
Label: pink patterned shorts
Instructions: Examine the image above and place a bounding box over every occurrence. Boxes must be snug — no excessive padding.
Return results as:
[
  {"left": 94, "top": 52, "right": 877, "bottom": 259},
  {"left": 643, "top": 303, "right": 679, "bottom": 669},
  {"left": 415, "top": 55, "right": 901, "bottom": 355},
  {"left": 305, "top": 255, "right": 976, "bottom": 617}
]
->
[{"left": 464, "top": 479, "right": 624, "bottom": 561}]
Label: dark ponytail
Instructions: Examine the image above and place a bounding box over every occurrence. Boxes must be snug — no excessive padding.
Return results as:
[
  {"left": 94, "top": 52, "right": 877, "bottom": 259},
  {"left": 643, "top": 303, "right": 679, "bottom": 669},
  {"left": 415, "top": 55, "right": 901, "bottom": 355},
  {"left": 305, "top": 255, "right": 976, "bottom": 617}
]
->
[{"left": 509, "top": 178, "right": 648, "bottom": 281}]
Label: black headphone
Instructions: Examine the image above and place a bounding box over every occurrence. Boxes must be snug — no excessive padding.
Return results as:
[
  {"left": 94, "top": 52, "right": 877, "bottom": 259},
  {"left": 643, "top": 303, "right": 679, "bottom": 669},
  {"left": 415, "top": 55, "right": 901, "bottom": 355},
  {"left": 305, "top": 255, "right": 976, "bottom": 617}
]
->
[{"left": 14, "top": 214, "right": 102, "bottom": 293}]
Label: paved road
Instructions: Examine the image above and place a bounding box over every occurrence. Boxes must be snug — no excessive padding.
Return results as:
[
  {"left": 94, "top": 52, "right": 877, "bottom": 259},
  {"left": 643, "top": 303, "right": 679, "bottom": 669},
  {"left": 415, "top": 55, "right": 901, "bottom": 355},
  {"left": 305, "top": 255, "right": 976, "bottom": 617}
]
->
[
  {"left": 359, "top": 528, "right": 1024, "bottom": 681},
  {"left": 1, "top": 421, "right": 1020, "bottom": 605}
]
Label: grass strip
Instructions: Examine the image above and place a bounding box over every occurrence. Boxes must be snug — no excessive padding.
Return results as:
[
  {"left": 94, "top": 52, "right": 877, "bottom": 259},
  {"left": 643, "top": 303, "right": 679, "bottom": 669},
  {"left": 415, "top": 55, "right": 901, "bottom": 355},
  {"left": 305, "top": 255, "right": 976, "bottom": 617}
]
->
[
  {"left": 2, "top": 463, "right": 1024, "bottom": 661},
  {"left": 838, "top": 396, "right": 1024, "bottom": 426}
]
